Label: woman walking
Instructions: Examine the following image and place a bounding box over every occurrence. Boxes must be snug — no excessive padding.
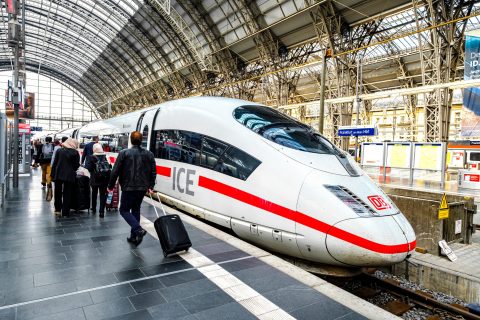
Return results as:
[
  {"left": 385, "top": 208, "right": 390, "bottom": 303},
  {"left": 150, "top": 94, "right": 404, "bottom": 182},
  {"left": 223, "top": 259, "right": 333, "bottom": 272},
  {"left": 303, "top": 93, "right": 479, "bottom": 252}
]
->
[
  {"left": 85, "top": 143, "right": 111, "bottom": 218},
  {"left": 51, "top": 138, "right": 80, "bottom": 217}
]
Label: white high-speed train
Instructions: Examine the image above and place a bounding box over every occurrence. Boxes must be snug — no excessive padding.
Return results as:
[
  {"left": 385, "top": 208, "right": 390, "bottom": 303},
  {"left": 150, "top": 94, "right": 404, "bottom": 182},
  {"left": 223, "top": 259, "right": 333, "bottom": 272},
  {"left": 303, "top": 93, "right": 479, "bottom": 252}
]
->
[{"left": 59, "top": 97, "right": 416, "bottom": 267}]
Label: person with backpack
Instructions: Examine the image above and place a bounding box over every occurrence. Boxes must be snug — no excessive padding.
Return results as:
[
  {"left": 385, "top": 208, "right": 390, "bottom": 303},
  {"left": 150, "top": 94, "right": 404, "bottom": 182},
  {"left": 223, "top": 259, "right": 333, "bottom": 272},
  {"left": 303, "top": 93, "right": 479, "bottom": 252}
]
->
[
  {"left": 39, "top": 136, "right": 54, "bottom": 189},
  {"left": 85, "top": 143, "right": 111, "bottom": 218}
]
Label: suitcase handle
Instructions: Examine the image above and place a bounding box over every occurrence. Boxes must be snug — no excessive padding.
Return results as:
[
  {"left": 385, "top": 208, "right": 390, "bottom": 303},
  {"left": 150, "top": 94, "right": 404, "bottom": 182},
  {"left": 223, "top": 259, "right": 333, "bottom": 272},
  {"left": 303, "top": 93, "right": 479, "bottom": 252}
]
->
[{"left": 148, "top": 192, "right": 167, "bottom": 217}]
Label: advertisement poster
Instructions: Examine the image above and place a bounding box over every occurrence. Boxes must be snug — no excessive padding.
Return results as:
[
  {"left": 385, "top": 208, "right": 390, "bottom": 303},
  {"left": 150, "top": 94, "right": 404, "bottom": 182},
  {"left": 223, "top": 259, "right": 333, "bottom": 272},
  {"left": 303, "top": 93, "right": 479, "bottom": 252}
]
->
[
  {"left": 5, "top": 91, "right": 35, "bottom": 119},
  {"left": 462, "top": 32, "right": 480, "bottom": 137}
]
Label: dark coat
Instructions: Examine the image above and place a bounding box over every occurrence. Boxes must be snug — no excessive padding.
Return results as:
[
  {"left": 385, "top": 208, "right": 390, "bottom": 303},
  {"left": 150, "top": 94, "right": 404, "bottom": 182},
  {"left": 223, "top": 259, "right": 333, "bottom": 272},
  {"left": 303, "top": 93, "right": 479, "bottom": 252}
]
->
[
  {"left": 108, "top": 146, "right": 156, "bottom": 192},
  {"left": 81, "top": 141, "right": 95, "bottom": 166},
  {"left": 85, "top": 154, "right": 110, "bottom": 187},
  {"left": 51, "top": 148, "right": 80, "bottom": 183}
]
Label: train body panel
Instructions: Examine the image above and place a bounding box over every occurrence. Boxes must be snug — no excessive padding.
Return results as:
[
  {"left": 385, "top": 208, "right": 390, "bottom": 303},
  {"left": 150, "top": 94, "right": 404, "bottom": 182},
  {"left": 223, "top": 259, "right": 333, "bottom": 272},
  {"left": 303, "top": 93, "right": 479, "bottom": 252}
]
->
[{"left": 71, "top": 96, "right": 415, "bottom": 267}]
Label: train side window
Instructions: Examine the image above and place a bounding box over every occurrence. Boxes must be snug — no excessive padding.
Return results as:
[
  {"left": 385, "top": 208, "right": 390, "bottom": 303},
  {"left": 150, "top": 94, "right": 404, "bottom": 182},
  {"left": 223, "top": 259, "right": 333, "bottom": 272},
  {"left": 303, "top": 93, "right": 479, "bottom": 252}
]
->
[
  {"left": 221, "top": 147, "right": 261, "bottom": 180},
  {"left": 100, "top": 134, "right": 114, "bottom": 152},
  {"left": 142, "top": 125, "right": 149, "bottom": 148},
  {"left": 153, "top": 130, "right": 181, "bottom": 161},
  {"left": 116, "top": 133, "right": 129, "bottom": 152},
  {"left": 201, "top": 137, "right": 228, "bottom": 169},
  {"left": 180, "top": 131, "right": 202, "bottom": 165}
]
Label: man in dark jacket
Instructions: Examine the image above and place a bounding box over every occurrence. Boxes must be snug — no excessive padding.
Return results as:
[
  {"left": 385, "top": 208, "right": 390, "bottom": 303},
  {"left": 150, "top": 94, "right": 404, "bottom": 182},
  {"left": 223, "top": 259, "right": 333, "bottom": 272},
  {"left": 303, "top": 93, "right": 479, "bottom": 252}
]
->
[
  {"left": 81, "top": 136, "right": 99, "bottom": 166},
  {"left": 108, "top": 131, "right": 156, "bottom": 246}
]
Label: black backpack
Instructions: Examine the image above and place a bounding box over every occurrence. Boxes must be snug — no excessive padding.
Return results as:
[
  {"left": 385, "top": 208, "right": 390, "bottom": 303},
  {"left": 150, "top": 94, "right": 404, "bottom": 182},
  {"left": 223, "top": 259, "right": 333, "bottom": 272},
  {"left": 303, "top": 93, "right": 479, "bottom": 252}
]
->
[{"left": 93, "top": 156, "right": 111, "bottom": 182}]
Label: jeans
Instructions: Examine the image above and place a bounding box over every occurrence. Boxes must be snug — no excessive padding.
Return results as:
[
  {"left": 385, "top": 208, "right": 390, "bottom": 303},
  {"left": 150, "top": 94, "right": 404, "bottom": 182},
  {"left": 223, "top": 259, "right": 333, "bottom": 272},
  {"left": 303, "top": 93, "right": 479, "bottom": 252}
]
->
[
  {"left": 119, "top": 190, "right": 145, "bottom": 235},
  {"left": 91, "top": 185, "right": 107, "bottom": 213}
]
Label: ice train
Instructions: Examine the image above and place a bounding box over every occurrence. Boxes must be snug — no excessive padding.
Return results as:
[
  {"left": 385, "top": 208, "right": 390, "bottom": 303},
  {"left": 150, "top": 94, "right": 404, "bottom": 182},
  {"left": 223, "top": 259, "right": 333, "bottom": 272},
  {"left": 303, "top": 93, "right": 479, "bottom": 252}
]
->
[{"left": 56, "top": 97, "right": 416, "bottom": 267}]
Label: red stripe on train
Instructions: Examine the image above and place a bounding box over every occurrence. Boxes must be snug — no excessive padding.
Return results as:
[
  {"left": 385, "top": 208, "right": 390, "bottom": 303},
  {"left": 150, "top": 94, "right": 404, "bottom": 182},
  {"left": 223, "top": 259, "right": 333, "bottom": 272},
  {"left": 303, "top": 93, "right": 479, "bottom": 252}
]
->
[
  {"left": 198, "top": 175, "right": 415, "bottom": 254},
  {"left": 157, "top": 166, "right": 171, "bottom": 177}
]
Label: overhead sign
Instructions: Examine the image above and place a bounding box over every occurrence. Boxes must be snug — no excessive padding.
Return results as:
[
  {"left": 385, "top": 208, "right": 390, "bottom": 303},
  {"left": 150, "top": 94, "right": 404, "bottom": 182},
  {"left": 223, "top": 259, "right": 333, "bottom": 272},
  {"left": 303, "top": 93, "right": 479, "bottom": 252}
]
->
[
  {"left": 30, "top": 126, "right": 42, "bottom": 132},
  {"left": 338, "top": 125, "right": 377, "bottom": 137},
  {"left": 438, "top": 193, "right": 449, "bottom": 219}
]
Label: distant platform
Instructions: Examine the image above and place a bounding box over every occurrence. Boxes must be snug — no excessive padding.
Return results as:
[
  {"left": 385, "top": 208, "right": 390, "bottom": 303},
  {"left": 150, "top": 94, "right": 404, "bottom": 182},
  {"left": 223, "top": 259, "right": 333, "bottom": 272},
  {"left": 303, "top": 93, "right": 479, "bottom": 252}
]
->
[{"left": 393, "top": 233, "right": 480, "bottom": 304}]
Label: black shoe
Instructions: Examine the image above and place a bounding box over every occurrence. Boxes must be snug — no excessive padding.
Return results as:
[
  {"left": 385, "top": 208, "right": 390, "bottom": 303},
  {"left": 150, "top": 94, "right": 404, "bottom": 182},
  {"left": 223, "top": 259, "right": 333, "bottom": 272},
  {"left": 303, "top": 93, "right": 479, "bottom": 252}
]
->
[
  {"left": 134, "top": 229, "right": 147, "bottom": 246},
  {"left": 127, "top": 235, "right": 135, "bottom": 243},
  {"left": 99, "top": 212, "right": 104, "bottom": 218}
]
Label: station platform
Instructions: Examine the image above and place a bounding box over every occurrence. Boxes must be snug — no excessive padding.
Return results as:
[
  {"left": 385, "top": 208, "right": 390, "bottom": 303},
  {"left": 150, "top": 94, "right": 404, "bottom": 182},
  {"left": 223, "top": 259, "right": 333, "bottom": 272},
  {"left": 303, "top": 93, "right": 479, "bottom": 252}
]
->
[
  {"left": 0, "top": 170, "right": 396, "bottom": 320},
  {"left": 394, "top": 233, "right": 480, "bottom": 304}
]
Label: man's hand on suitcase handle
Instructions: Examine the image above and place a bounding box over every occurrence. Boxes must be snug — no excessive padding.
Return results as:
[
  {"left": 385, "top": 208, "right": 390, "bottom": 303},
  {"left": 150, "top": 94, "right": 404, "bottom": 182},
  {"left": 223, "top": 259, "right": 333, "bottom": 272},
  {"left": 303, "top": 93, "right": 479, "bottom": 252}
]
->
[{"left": 148, "top": 188, "right": 154, "bottom": 194}]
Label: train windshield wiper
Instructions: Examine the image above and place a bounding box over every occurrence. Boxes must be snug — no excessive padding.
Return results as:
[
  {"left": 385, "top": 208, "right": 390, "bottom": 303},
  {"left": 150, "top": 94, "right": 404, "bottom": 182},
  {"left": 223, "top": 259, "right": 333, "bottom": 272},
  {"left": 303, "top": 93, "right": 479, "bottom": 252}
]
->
[{"left": 257, "top": 122, "right": 299, "bottom": 135}]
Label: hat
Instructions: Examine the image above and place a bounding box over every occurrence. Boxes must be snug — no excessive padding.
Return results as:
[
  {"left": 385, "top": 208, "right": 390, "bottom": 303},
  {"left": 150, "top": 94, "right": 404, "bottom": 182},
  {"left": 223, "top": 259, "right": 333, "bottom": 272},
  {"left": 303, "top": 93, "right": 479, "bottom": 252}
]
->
[{"left": 93, "top": 143, "right": 105, "bottom": 155}]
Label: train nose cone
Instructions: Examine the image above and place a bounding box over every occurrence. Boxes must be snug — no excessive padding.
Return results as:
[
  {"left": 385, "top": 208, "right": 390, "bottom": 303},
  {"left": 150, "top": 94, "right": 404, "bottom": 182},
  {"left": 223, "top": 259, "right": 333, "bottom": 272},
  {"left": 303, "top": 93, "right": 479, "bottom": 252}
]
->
[{"left": 325, "top": 215, "right": 416, "bottom": 267}]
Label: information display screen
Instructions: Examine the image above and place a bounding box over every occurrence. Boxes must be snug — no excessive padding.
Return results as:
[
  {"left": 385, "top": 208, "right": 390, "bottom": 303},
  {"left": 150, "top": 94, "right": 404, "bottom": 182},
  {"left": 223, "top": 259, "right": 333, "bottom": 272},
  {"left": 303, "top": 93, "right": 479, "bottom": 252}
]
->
[
  {"left": 413, "top": 143, "right": 444, "bottom": 171},
  {"left": 361, "top": 143, "right": 384, "bottom": 167},
  {"left": 386, "top": 143, "right": 411, "bottom": 168}
]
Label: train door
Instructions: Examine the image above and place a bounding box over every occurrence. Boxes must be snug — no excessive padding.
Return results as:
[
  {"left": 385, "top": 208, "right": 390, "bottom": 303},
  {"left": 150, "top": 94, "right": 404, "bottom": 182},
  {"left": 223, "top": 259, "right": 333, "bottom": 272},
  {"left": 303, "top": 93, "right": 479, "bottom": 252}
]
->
[{"left": 135, "top": 108, "right": 160, "bottom": 152}]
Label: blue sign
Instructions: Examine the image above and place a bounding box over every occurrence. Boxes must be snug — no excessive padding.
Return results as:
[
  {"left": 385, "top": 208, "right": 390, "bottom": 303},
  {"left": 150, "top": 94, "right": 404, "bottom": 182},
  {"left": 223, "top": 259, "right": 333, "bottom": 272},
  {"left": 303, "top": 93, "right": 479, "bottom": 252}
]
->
[
  {"left": 338, "top": 126, "right": 377, "bottom": 137},
  {"left": 31, "top": 126, "right": 42, "bottom": 132}
]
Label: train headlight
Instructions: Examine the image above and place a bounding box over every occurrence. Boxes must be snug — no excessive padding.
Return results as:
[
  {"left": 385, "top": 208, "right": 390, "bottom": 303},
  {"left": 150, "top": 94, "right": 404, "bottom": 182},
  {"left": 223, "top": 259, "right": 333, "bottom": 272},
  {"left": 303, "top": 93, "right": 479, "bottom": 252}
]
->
[{"left": 324, "top": 185, "right": 376, "bottom": 217}]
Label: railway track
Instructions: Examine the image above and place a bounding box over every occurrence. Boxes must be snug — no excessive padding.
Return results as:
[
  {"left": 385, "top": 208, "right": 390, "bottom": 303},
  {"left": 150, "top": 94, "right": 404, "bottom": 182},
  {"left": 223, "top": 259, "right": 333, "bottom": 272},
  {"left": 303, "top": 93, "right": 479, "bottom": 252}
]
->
[{"left": 326, "top": 271, "right": 480, "bottom": 320}]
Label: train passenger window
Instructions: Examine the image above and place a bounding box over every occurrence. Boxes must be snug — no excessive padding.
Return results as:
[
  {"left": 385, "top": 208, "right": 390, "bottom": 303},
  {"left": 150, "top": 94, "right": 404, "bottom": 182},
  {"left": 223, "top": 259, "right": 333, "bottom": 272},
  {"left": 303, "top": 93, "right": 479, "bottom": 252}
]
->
[
  {"left": 142, "top": 126, "right": 149, "bottom": 148},
  {"left": 201, "top": 137, "right": 228, "bottom": 169},
  {"left": 151, "top": 129, "right": 261, "bottom": 180},
  {"left": 220, "top": 147, "right": 261, "bottom": 180},
  {"left": 180, "top": 131, "right": 202, "bottom": 165},
  {"left": 100, "top": 134, "right": 114, "bottom": 152},
  {"left": 116, "top": 133, "right": 129, "bottom": 152},
  {"left": 153, "top": 130, "right": 181, "bottom": 161}
]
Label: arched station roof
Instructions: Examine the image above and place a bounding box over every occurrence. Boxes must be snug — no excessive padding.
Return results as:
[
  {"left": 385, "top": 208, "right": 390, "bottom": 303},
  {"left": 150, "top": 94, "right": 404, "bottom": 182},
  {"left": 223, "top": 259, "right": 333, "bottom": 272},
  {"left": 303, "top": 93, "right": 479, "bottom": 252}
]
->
[{"left": 0, "top": 0, "right": 479, "bottom": 116}]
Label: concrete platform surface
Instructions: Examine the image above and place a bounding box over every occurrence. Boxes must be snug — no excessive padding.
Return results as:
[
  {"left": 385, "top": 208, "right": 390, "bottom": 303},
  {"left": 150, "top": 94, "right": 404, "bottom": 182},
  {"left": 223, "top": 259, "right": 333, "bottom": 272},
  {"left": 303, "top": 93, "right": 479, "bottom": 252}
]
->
[{"left": 0, "top": 170, "right": 397, "bottom": 320}]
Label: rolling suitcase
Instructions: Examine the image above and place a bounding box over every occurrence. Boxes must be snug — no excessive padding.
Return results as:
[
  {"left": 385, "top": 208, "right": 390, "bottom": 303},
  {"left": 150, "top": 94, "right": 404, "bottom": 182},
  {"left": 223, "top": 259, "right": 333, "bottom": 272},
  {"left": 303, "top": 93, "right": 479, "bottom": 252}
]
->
[
  {"left": 74, "top": 175, "right": 90, "bottom": 212},
  {"left": 106, "top": 183, "right": 120, "bottom": 211},
  {"left": 150, "top": 194, "right": 192, "bottom": 257}
]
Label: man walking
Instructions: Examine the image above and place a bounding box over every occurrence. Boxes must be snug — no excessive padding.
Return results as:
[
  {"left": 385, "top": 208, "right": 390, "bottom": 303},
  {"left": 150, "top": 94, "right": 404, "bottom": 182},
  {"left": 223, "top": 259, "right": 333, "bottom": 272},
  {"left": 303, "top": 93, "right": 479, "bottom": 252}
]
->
[
  {"left": 81, "top": 136, "right": 99, "bottom": 166},
  {"left": 108, "top": 131, "right": 156, "bottom": 246},
  {"left": 39, "top": 136, "right": 54, "bottom": 189}
]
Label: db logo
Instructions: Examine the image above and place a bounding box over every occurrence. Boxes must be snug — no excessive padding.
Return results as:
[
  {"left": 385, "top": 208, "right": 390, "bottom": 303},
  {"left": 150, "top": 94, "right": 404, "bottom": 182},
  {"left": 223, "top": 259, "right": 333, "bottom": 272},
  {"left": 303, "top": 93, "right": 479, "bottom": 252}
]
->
[{"left": 368, "top": 195, "right": 391, "bottom": 210}]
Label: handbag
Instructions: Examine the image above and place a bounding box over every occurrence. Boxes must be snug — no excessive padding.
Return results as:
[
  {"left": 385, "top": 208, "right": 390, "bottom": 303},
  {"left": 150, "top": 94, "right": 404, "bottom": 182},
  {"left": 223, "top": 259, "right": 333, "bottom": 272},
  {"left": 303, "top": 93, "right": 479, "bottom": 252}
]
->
[{"left": 46, "top": 187, "right": 53, "bottom": 202}]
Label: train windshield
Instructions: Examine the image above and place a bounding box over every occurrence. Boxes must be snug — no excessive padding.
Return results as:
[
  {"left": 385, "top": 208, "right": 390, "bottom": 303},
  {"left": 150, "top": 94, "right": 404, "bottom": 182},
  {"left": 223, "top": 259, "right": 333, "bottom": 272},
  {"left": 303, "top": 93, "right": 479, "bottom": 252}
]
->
[{"left": 234, "top": 105, "right": 337, "bottom": 155}]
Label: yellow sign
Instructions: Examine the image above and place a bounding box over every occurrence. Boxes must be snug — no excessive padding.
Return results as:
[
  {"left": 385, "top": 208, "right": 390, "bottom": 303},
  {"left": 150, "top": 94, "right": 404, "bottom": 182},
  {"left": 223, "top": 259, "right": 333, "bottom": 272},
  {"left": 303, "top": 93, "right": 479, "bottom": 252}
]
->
[{"left": 438, "top": 193, "right": 449, "bottom": 219}]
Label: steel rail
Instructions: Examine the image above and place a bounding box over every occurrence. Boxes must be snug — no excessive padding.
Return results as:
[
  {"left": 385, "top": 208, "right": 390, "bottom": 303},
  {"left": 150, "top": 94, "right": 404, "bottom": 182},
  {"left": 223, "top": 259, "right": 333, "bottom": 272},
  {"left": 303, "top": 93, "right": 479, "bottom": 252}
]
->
[{"left": 361, "top": 272, "right": 480, "bottom": 320}]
